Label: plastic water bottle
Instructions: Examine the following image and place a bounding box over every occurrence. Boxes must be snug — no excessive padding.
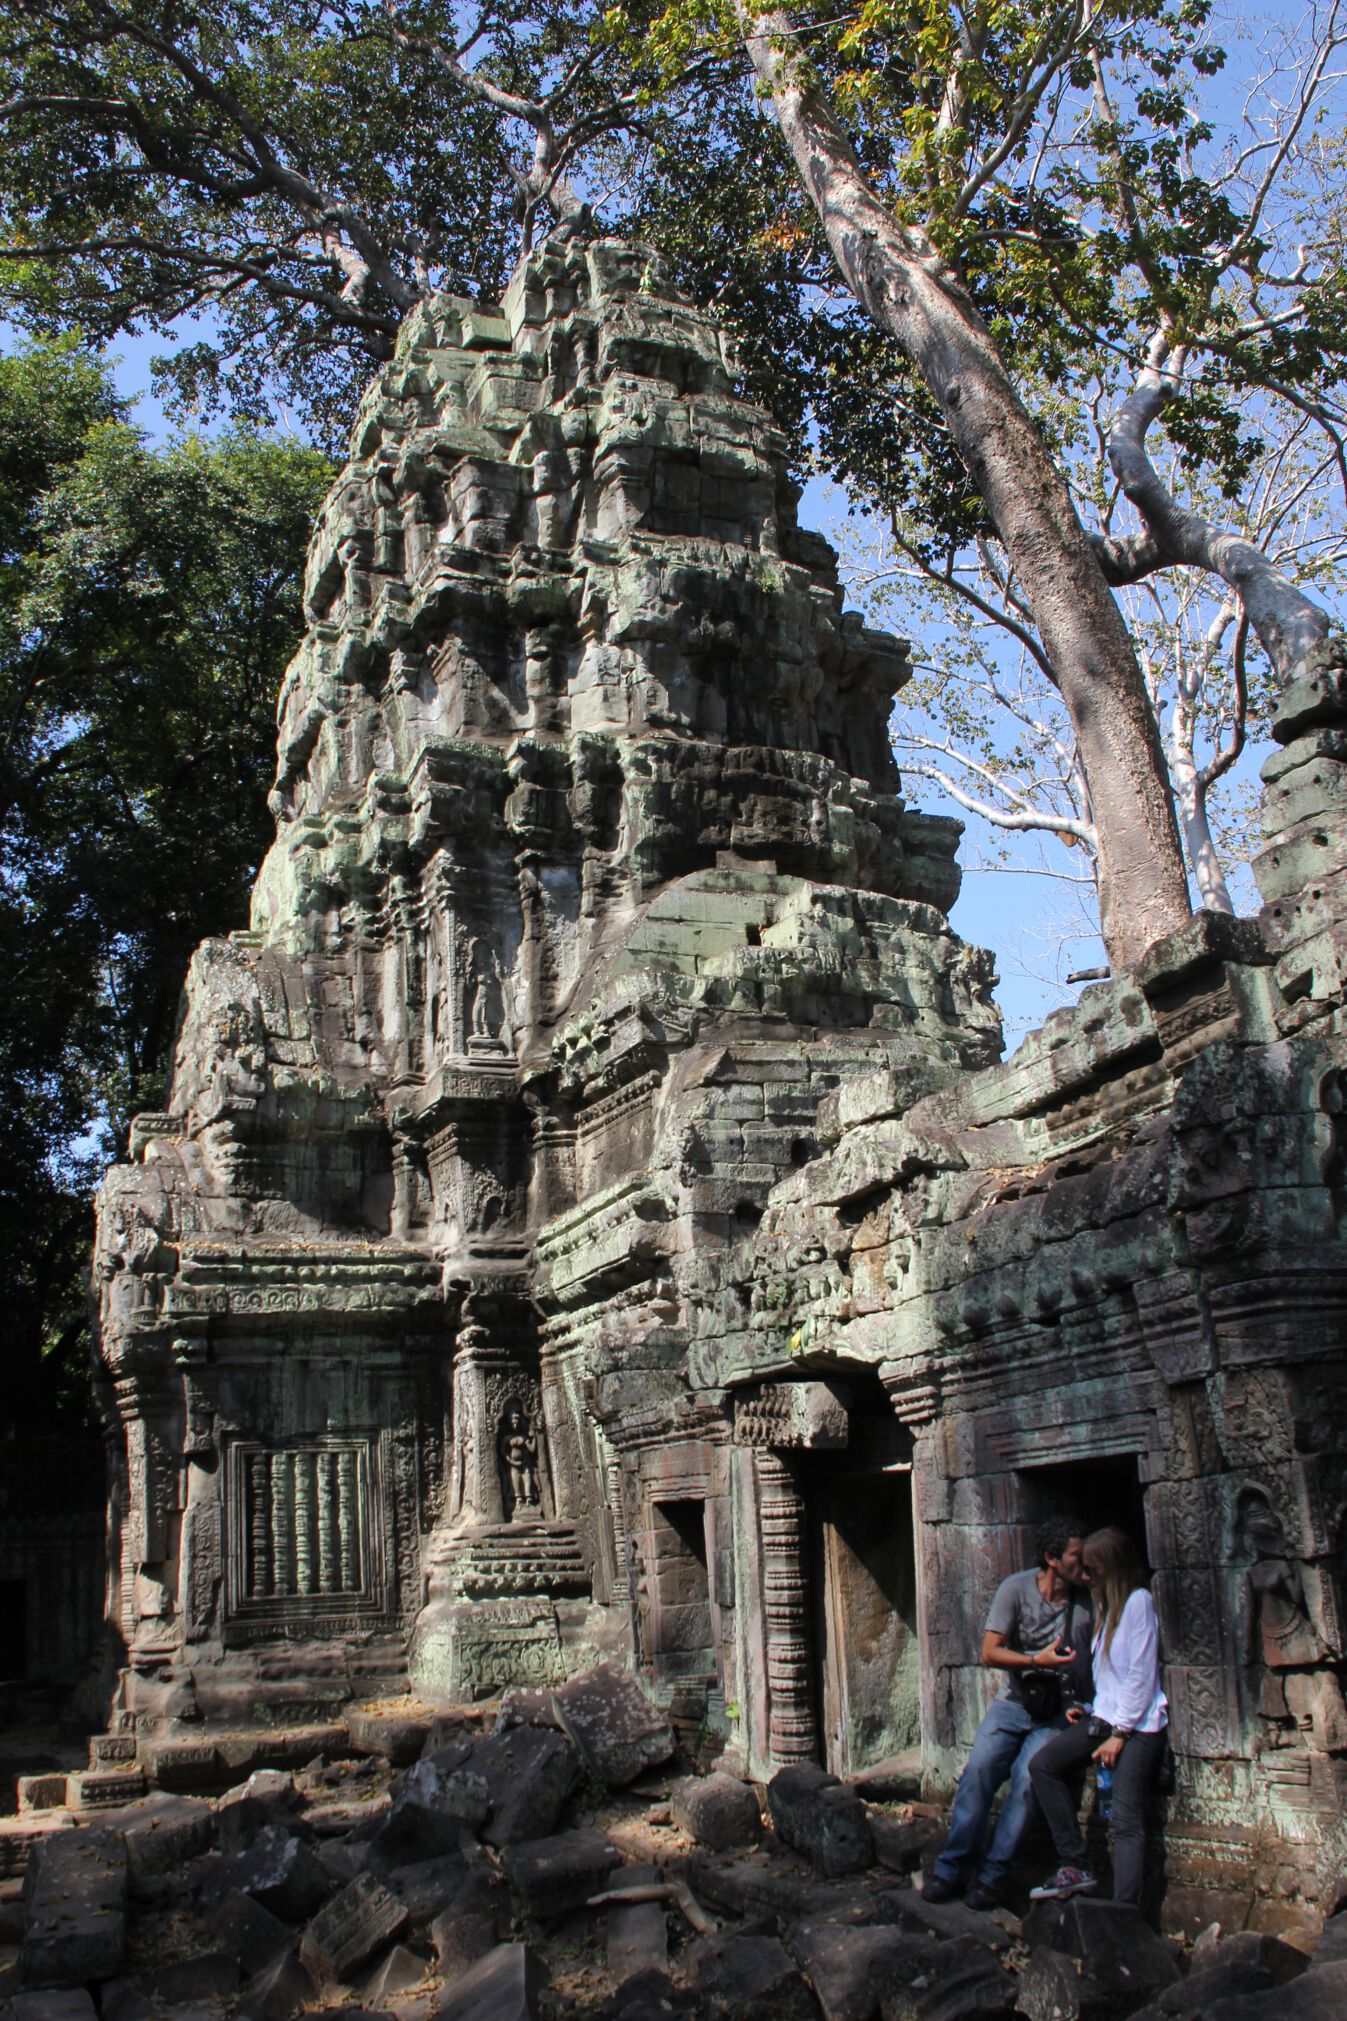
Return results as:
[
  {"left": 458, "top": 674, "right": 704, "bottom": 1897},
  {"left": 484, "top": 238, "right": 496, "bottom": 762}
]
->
[{"left": 1096, "top": 1764, "right": 1114, "bottom": 1821}]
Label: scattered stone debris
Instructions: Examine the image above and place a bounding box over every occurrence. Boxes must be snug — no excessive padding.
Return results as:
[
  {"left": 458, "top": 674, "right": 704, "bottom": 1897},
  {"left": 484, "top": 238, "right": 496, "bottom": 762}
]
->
[
  {"left": 551, "top": 1667, "right": 676, "bottom": 1789},
  {"left": 4, "top": 1672, "right": 1340, "bottom": 2021},
  {"left": 768, "top": 1763, "right": 874, "bottom": 1877},
  {"left": 669, "top": 1774, "right": 760, "bottom": 1852}
]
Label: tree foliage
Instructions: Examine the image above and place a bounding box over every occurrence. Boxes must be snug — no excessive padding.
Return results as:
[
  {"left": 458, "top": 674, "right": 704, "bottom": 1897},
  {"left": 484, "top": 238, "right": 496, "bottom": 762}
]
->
[
  {"left": 0, "top": 0, "right": 711, "bottom": 450},
  {"left": 0, "top": 339, "right": 331, "bottom": 1420}
]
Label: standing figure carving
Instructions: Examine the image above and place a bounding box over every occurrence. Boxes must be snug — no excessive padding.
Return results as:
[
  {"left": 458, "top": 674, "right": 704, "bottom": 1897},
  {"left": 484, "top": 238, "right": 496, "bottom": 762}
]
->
[
  {"left": 498, "top": 1399, "right": 540, "bottom": 1520},
  {"left": 1239, "top": 1487, "right": 1347, "bottom": 1751},
  {"left": 467, "top": 936, "right": 507, "bottom": 1044}
]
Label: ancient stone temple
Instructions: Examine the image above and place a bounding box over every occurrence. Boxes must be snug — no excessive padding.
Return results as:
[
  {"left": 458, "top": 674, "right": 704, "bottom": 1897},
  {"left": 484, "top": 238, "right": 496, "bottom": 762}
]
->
[
  {"left": 93, "top": 233, "right": 1347, "bottom": 1928},
  {"left": 93, "top": 235, "right": 997, "bottom": 1745}
]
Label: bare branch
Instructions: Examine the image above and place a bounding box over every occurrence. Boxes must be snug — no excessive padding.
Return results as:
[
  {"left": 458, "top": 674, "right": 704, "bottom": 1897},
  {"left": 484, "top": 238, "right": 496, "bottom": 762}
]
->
[{"left": 1108, "top": 335, "right": 1331, "bottom": 684}]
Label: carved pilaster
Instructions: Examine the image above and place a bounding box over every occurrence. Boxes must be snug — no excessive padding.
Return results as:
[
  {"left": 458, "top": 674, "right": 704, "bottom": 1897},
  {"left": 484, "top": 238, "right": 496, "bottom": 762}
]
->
[{"left": 756, "top": 1450, "right": 817, "bottom": 1765}]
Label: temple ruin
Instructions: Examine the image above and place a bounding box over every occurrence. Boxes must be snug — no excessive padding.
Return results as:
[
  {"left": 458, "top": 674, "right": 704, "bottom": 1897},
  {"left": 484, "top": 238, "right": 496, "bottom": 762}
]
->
[{"left": 91, "top": 235, "right": 1347, "bottom": 1929}]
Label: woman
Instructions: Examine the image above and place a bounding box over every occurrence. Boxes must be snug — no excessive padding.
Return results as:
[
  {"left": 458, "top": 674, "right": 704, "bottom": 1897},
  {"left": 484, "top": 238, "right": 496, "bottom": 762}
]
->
[{"left": 1027, "top": 1526, "right": 1167, "bottom": 1904}]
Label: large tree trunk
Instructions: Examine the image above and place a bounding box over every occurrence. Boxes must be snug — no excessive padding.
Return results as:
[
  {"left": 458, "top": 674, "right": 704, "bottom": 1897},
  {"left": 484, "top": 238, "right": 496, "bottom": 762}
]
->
[{"left": 738, "top": 9, "right": 1192, "bottom": 968}]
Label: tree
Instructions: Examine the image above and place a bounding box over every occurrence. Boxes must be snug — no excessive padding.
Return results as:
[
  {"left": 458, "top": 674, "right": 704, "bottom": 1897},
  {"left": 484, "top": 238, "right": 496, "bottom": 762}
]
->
[
  {"left": 0, "top": 0, "right": 710, "bottom": 450},
  {"left": 842, "top": 382, "right": 1347, "bottom": 920},
  {"left": 5, "top": 3, "right": 1345, "bottom": 968},
  {"left": 0, "top": 338, "right": 331, "bottom": 1422}
]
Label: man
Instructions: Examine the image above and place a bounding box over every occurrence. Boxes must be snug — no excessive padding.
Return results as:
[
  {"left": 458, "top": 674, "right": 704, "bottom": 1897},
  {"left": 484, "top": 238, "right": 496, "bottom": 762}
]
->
[{"left": 924, "top": 1516, "right": 1092, "bottom": 1911}]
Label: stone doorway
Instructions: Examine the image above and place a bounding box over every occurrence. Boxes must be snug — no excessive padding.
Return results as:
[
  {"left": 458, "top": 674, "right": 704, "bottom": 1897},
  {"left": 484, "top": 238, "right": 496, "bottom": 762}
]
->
[{"left": 803, "top": 1459, "right": 919, "bottom": 1775}]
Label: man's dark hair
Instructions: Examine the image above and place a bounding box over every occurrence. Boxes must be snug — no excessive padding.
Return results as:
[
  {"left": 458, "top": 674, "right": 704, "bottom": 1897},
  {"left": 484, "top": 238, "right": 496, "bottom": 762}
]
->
[{"left": 1037, "top": 1516, "right": 1085, "bottom": 1568}]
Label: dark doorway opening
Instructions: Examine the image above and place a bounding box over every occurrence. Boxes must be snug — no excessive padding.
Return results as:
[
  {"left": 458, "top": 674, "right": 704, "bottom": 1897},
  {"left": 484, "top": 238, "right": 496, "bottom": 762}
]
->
[
  {"left": 1016, "top": 1455, "right": 1149, "bottom": 1567},
  {"left": 0, "top": 1578, "right": 27, "bottom": 1681}
]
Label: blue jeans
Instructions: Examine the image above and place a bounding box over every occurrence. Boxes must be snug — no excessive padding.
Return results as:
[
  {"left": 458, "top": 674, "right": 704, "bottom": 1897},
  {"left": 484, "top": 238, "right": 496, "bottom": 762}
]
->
[{"left": 934, "top": 1695, "right": 1067, "bottom": 1887}]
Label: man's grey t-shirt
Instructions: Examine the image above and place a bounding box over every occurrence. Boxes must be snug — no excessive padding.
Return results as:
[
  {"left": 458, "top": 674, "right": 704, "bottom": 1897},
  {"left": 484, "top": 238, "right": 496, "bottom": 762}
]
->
[{"left": 985, "top": 1569, "right": 1092, "bottom": 1704}]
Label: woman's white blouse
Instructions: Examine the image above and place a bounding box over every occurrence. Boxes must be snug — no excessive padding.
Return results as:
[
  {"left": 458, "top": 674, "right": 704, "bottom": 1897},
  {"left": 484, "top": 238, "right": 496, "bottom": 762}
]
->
[{"left": 1091, "top": 1588, "right": 1168, "bottom": 1733}]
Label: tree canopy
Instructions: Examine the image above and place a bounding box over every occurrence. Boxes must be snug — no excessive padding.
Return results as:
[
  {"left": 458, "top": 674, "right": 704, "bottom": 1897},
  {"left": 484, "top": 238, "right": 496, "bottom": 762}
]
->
[
  {"left": 4, "top": 2, "right": 1347, "bottom": 947},
  {"left": 0, "top": 339, "right": 331, "bottom": 1421}
]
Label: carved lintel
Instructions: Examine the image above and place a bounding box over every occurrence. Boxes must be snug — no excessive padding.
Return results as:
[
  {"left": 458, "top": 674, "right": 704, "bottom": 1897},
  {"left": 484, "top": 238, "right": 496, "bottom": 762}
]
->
[{"left": 733, "top": 1380, "right": 850, "bottom": 1450}]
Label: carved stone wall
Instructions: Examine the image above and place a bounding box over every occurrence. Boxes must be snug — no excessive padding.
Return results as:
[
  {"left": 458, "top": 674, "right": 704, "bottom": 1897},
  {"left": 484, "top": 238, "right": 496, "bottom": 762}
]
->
[
  {"left": 90, "top": 228, "right": 1347, "bottom": 1930},
  {"left": 93, "top": 233, "right": 995, "bottom": 1736}
]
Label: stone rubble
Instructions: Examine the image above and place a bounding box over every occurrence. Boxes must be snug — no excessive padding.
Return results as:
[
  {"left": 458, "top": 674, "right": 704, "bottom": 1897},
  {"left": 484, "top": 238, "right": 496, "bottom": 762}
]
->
[{"left": 7, "top": 1682, "right": 1343, "bottom": 2021}]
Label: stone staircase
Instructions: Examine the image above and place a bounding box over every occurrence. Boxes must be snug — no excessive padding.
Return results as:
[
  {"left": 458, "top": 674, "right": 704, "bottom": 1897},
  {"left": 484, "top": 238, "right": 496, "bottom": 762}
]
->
[{"left": 429, "top": 1520, "right": 591, "bottom": 1601}]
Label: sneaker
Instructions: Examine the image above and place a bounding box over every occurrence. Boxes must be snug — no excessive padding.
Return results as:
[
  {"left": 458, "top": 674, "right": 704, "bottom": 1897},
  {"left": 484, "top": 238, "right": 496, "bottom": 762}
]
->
[
  {"left": 965, "top": 1880, "right": 1003, "bottom": 1911},
  {"left": 1029, "top": 1865, "right": 1098, "bottom": 1901},
  {"left": 921, "top": 1874, "right": 965, "bottom": 1904}
]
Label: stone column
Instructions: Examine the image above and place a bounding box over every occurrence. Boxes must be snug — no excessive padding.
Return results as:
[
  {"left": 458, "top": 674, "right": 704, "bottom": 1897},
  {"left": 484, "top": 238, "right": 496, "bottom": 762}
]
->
[
  {"left": 756, "top": 1450, "right": 817, "bottom": 1765},
  {"left": 449, "top": 1319, "right": 507, "bottom": 1526}
]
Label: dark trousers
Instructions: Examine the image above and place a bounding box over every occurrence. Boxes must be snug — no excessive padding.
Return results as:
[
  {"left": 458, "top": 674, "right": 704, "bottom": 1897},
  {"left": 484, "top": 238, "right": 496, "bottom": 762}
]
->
[{"left": 1028, "top": 1718, "right": 1166, "bottom": 1904}]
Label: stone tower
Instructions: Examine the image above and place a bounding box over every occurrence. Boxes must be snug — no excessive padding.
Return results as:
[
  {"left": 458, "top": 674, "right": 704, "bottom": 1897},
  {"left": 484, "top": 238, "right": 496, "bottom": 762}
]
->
[{"left": 93, "top": 237, "right": 999, "bottom": 1746}]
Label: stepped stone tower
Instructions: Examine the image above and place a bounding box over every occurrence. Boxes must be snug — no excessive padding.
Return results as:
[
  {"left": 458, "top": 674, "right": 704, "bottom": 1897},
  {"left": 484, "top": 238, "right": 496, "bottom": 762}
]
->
[{"left": 93, "top": 237, "right": 999, "bottom": 1742}]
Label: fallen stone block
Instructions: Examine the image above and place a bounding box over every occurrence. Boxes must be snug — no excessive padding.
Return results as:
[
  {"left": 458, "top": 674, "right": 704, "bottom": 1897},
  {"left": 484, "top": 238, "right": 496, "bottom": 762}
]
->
[
  {"left": 1189, "top": 1929, "right": 1310, "bottom": 1984},
  {"left": 685, "top": 1849, "right": 859, "bottom": 1923},
  {"left": 216, "top": 1769, "right": 301, "bottom": 1854},
  {"left": 239, "top": 1943, "right": 316, "bottom": 2021},
  {"left": 15, "top": 1777, "right": 68, "bottom": 1815},
  {"left": 217, "top": 1823, "right": 330, "bottom": 1921},
  {"left": 683, "top": 1932, "right": 815, "bottom": 2017},
  {"left": 387, "top": 1849, "right": 488, "bottom": 1925},
  {"left": 495, "top": 1689, "right": 562, "bottom": 1734},
  {"left": 463, "top": 1727, "right": 582, "bottom": 1849},
  {"left": 1198, "top": 1961, "right": 1347, "bottom": 2021},
  {"left": 120, "top": 1794, "right": 214, "bottom": 1889},
  {"left": 316, "top": 1835, "right": 372, "bottom": 1886},
  {"left": 550, "top": 1665, "right": 674, "bottom": 1787},
  {"left": 348, "top": 1702, "right": 434, "bottom": 1767},
  {"left": 301, "top": 1871, "right": 410, "bottom": 1985},
  {"left": 208, "top": 1888, "right": 293, "bottom": 1974},
  {"left": 363, "top": 1942, "right": 433, "bottom": 2002},
  {"left": 870, "top": 1814, "right": 938, "bottom": 1876},
  {"left": 19, "top": 1826, "right": 128, "bottom": 1989},
  {"left": 140, "top": 1951, "right": 240, "bottom": 2003},
  {"left": 670, "top": 1774, "right": 760, "bottom": 1852},
  {"left": 1015, "top": 1946, "right": 1089, "bottom": 2021},
  {"left": 97, "top": 1980, "right": 155, "bottom": 2021},
  {"left": 431, "top": 1908, "right": 498, "bottom": 1981},
  {"left": 1131, "top": 1932, "right": 1310, "bottom": 2016},
  {"left": 1019, "top": 1898, "right": 1179, "bottom": 2008},
  {"left": 793, "top": 1923, "right": 949, "bottom": 2021},
  {"left": 606, "top": 1862, "right": 668, "bottom": 1986},
  {"left": 769, "top": 1763, "right": 873, "bottom": 1877},
  {"left": 595, "top": 1966, "right": 692, "bottom": 2020},
  {"left": 883, "top": 1949, "right": 1014, "bottom": 2021},
  {"left": 889, "top": 1889, "right": 1015, "bottom": 1951},
  {"left": 6, "top": 1994, "right": 99, "bottom": 2021},
  {"left": 501, "top": 1829, "right": 620, "bottom": 1918},
  {"left": 1312, "top": 1916, "right": 1347, "bottom": 1965},
  {"left": 852, "top": 1760, "right": 924, "bottom": 1805},
  {"left": 433, "top": 1942, "right": 547, "bottom": 2021},
  {"left": 371, "top": 1748, "right": 491, "bottom": 1868}
]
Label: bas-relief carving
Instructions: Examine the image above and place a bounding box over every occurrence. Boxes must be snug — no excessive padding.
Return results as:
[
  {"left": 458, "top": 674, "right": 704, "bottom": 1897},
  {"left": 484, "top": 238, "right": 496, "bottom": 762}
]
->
[{"left": 1235, "top": 1486, "right": 1347, "bottom": 1754}]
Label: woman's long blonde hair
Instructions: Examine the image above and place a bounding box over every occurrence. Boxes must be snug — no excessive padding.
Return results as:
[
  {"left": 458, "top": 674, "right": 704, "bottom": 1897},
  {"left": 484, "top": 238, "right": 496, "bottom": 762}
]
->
[{"left": 1085, "top": 1526, "right": 1148, "bottom": 1656}]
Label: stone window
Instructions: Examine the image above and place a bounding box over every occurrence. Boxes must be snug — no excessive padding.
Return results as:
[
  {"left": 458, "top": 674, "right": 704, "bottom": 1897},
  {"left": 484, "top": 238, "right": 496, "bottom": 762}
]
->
[{"left": 223, "top": 1435, "right": 392, "bottom": 1641}]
